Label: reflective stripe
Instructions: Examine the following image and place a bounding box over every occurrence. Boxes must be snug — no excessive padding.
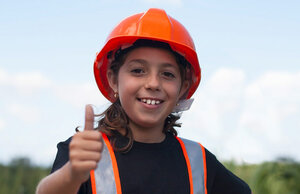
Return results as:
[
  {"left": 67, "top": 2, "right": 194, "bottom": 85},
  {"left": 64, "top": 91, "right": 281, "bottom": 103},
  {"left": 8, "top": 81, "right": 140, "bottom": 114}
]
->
[
  {"left": 176, "top": 137, "right": 194, "bottom": 194},
  {"left": 177, "top": 137, "right": 207, "bottom": 194},
  {"left": 90, "top": 170, "right": 96, "bottom": 194},
  {"left": 90, "top": 133, "right": 122, "bottom": 194},
  {"left": 90, "top": 135, "right": 206, "bottom": 194},
  {"left": 199, "top": 142, "right": 208, "bottom": 194}
]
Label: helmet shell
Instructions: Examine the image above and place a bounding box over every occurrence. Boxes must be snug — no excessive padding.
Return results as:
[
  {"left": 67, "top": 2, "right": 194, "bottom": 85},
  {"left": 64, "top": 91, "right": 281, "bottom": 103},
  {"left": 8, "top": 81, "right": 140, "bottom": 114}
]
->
[{"left": 94, "top": 8, "right": 201, "bottom": 102}]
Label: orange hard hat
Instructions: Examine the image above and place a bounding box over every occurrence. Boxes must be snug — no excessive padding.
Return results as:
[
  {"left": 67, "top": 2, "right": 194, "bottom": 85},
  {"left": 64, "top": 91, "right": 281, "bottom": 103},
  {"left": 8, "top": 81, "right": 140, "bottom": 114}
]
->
[{"left": 94, "top": 8, "right": 201, "bottom": 102}]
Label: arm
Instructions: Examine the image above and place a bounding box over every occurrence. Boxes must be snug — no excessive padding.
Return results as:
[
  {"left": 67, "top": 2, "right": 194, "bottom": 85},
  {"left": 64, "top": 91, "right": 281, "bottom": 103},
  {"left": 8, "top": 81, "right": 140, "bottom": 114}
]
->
[
  {"left": 36, "top": 105, "right": 103, "bottom": 194},
  {"left": 36, "top": 162, "right": 83, "bottom": 194},
  {"left": 205, "top": 149, "right": 252, "bottom": 194}
]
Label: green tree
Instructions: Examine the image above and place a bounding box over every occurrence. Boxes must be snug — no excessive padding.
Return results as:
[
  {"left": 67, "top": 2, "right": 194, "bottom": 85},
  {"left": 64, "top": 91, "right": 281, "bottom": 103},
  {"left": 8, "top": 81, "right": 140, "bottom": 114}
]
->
[
  {"left": 251, "top": 159, "right": 300, "bottom": 194},
  {"left": 0, "top": 157, "right": 50, "bottom": 194}
]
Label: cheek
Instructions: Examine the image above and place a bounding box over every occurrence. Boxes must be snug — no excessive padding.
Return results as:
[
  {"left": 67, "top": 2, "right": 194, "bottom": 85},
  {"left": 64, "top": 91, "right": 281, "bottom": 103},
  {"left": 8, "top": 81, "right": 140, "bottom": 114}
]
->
[
  {"left": 165, "top": 81, "right": 182, "bottom": 97},
  {"left": 118, "top": 76, "right": 134, "bottom": 90},
  {"left": 117, "top": 76, "right": 138, "bottom": 99}
]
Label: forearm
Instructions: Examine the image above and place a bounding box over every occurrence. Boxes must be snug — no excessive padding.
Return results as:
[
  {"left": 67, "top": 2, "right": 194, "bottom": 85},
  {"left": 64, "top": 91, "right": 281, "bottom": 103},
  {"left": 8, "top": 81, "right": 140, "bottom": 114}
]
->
[{"left": 36, "top": 162, "right": 82, "bottom": 194}]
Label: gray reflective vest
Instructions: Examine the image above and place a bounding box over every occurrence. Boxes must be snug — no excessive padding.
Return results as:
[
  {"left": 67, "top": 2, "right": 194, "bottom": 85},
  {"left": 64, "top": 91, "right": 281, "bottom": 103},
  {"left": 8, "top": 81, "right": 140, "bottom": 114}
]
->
[{"left": 90, "top": 133, "right": 207, "bottom": 194}]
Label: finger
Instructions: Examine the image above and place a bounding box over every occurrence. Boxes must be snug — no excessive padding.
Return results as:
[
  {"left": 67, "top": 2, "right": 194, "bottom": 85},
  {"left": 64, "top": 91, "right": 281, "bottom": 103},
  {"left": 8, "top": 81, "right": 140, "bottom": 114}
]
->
[
  {"left": 70, "top": 136, "right": 103, "bottom": 151},
  {"left": 80, "top": 139, "right": 103, "bottom": 152},
  {"left": 70, "top": 150, "right": 102, "bottom": 162},
  {"left": 71, "top": 160, "right": 98, "bottom": 172},
  {"left": 84, "top": 104, "right": 94, "bottom": 131},
  {"left": 99, "top": 133, "right": 104, "bottom": 153}
]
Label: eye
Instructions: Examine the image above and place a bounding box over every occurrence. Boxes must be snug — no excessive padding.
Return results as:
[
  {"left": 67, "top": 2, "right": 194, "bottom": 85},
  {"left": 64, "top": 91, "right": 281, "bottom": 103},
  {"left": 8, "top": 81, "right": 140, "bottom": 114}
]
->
[
  {"left": 162, "top": 71, "right": 176, "bottom": 78},
  {"left": 131, "top": 68, "right": 145, "bottom": 74}
]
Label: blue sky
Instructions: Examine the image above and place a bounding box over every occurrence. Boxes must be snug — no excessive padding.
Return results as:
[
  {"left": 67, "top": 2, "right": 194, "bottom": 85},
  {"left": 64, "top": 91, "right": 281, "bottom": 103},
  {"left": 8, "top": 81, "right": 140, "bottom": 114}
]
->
[{"left": 0, "top": 0, "right": 299, "bottom": 165}]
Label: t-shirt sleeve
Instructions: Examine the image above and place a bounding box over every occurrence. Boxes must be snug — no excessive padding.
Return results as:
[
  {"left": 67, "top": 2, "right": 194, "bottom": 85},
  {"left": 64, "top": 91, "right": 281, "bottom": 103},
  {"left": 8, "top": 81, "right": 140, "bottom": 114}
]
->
[
  {"left": 205, "top": 149, "right": 251, "bottom": 194},
  {"left": 50, "top": 137, "right": 92, "bottom": 194},
  {"left": 51, "top": 137, "right": 72, "bottom": 173}
]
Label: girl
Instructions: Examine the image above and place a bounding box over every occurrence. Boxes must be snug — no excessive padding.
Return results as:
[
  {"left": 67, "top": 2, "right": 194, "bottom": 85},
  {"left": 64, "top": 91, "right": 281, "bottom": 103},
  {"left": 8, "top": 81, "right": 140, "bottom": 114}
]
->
[{"left": 36, "top": 8, "right": 251, "bottom": 194}]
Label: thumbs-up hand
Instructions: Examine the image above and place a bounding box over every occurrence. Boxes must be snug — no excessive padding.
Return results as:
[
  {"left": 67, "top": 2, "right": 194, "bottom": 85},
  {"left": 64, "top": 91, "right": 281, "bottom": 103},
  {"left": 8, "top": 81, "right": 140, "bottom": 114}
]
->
[{"left": 68, "top": 105, "right": 103, "bottom": 183}]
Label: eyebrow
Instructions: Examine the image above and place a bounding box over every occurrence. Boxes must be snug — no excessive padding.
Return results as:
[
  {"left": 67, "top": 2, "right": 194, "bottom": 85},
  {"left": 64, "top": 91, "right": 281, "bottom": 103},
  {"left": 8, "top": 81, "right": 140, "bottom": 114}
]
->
[
  {"left": 128, "top": 59, "right": 178, "bottom": 69},
  {"left": 128, "top": 59, "right": 148, "bottom": 66}
]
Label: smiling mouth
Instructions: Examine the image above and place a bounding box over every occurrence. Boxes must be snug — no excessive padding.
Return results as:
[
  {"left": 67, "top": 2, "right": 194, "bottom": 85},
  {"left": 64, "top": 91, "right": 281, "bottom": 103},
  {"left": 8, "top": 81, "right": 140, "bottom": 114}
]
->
[{"left": 138, "top": 98, "right": 163, "bottom": 105}]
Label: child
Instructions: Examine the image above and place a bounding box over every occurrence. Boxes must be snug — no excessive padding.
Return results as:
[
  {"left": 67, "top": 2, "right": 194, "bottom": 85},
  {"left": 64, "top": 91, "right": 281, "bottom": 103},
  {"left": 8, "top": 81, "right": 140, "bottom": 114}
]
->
[{"left": 36, "top": 8, "right": 251, "bottom": 194}]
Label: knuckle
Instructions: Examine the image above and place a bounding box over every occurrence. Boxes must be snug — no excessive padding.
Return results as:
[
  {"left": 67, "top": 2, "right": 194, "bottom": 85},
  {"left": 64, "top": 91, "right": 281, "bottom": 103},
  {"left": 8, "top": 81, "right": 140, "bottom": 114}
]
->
[
  {"left": 90, "top": 131, "right": 99, "bottom": 138},
  {"left": 72, "top": 132, "right": 81, "bottom": 139},
  {"left": 99, "top": 143, "right": 104, "bottom": 152},
  {"left": 85, "top": 131, "right": 95, "bottom": 138},
  {"left": 69, "top": 151, "right": 75, "bottom": 159},
  {"left": 91, "top": 161, "right": 97, "bottom": 169},
  {"left": 69, "top": 141, "right": 78, "bottom": 149},
  {"left": 95, "top": 132, "right": 102, "bottom": 139},
  {"left": 69, "top": 151, "right": 79, "bottom": 160},
  {"left": 95, "top": 153, "right": 101, "bottom": 162},
  {"left": 71, "top": 161, "right": 79, "bottom": 170},
  {"left": 94, "top": 142, "right": 102, "bottom": 152}
]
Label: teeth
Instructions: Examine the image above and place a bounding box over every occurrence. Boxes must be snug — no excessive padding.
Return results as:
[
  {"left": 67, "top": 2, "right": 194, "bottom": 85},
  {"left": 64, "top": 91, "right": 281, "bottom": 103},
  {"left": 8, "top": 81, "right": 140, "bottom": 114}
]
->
[{"left": 141, "top": 98, "right": 161, "bottom": 105}]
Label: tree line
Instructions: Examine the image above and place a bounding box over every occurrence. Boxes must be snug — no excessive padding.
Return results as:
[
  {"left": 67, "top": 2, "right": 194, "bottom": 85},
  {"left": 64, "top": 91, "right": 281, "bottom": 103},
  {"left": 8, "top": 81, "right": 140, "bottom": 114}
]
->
[
  {"left": 0, "top": 157, "right": 299, "bottom": 194},
  {"left": 223, "top": 157, "right": 300, "bottom": 194}
]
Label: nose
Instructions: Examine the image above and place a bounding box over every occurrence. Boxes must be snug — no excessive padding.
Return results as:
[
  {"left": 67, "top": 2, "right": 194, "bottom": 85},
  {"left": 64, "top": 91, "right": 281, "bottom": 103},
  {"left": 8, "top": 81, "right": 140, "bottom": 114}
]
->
[{"left": 145, "top": 73, "right": 161, "bottom": 91}]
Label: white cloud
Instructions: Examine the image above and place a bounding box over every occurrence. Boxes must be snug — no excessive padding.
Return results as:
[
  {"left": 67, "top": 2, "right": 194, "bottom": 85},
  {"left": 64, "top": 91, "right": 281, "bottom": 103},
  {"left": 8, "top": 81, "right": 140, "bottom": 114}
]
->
[
  {"left": 8, "top": 103, "right": 41, "bottom": 124},
  {"left": 0, "top": 68, "right": 52, "bottom": 95},
  {"left": 12, "top": 72, "right": 52, "bottom": 94},
  {"left": 0, "top": 119, "right": 5, "bottom": 131},
  {"left": 180, "top": 68, "right": 300, "bottom": 163},
  {"left": 237, "top": 71, "right": 300, "bottom": 161},
  {"left": 1, "top": 67, "right": 109, "bottom": 116},
  {"left": 242, "top": 71, "right": 300, "bottom": 128},
  {"left": 0, "top": 69, "right": 9, "bottom": 84},
  {"left": 245, "top": 71, "right": 300, "bottom": 99},
  {"left": 206, "top": 68, "right": 246, "bottom": 114},
  {"left": 52, "top": 82, "right": 109, "bottom": 108}
]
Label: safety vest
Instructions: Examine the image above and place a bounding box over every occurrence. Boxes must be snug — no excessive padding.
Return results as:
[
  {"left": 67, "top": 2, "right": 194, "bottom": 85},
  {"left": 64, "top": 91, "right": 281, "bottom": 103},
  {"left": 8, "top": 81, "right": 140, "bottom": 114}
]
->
[{"left": 90, "top": 133, "right": 207, "bottom": 194}]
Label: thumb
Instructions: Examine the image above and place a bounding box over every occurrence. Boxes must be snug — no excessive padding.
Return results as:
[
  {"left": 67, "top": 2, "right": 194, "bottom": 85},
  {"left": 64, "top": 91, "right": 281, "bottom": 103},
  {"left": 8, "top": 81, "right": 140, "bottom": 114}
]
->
[{"left": 84, "top": 104, "right": 94, "bottom": 131}]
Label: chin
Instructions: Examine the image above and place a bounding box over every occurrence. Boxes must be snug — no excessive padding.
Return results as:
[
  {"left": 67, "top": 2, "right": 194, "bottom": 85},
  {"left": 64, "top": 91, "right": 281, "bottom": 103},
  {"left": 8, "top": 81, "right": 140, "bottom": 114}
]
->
[{"left": 130, "top": 118, "right": 165, "bottom": 130}]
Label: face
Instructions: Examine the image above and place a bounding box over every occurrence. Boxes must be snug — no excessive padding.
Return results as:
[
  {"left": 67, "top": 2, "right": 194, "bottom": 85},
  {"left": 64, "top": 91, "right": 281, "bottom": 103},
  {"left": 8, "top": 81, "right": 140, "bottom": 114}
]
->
[{"left": 108, "top": 47, "right": 189, "bottom": 131}]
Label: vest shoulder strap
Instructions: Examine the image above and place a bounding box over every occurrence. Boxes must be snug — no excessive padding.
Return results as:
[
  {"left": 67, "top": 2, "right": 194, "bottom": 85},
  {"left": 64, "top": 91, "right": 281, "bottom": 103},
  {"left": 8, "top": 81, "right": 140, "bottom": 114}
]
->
[
  {"left": 176, "top": 137, "right": 207, "bottom": 194},
  {"left": 90, "top": 133, "right": 122, "bottom": 194}
]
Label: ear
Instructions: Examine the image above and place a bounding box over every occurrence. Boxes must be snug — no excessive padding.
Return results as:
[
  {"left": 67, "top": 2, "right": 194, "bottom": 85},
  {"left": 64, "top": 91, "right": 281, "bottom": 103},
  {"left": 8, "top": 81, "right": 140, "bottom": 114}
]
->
[
  {"left": 178, "top": 80, "right": 190, "bottom": 100},
  {"left": 107, "top": 69, "right": 118, "bottom": 93}
]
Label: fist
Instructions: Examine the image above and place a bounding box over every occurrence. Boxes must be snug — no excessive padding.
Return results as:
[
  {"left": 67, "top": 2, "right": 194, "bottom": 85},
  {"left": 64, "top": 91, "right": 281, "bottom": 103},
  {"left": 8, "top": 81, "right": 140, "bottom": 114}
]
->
[{"left": 69, "top": 105, "right": 104, "bottom": 183}]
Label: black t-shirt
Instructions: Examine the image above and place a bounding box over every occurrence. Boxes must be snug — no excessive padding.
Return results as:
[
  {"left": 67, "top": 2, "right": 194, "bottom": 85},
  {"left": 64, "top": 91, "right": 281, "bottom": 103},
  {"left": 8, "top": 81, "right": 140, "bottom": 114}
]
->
[{"left": 51, "top": 133, "right": 251, "bottom": 194}]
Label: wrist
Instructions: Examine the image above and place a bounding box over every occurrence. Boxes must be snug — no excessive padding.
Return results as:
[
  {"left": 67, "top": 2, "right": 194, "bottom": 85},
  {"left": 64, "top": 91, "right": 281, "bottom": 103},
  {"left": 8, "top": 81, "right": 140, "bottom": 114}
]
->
[{"left": 63, "top": 162, "right": 84, "bottom": 186}]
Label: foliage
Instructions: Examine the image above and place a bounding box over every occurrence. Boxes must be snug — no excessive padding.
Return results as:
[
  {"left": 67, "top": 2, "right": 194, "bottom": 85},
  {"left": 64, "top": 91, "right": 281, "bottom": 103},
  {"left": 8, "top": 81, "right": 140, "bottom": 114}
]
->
[
  {"left": 224, "top": 158, "right": 300, "bottom": 194},
  {"left": 251, "top": 160, "right": 300, "bottom": 194},
  {"left": 0, "top": 157, "right": 50, "bottom": 194}
]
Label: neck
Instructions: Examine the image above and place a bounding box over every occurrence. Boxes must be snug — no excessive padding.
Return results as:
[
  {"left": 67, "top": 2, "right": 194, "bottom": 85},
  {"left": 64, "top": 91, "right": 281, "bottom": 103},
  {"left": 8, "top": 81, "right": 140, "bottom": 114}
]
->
[{"left": 129, "top": 122, "right": 166, "bottom": 143}]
